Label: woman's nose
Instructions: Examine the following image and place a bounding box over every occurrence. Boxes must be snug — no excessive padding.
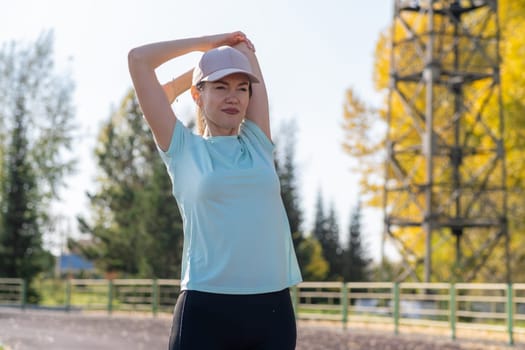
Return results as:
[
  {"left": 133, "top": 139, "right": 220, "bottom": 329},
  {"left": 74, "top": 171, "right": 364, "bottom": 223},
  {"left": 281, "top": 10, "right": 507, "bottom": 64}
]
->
[{"left": 225, "top": 91, "right": 240, "bottom": 103}]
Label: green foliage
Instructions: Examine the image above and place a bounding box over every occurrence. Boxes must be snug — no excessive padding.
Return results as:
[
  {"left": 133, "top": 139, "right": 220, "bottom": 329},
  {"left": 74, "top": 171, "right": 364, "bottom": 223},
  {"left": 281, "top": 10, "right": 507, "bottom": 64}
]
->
[
  {"left": 2, "top": 112, "right": 41, "bottom": 279},
  {"left": 274, "top": 120, "right": 331, "bottom": 280},
  {"left": 74, "top": 89, "right": 183, "bottom": 278},
  {"left": 296, "top": 235, "right": 329, "bottom": 281},
  {"left": 0, "top": 31, "right": 75, "bottom": 288},
  {"left": 312, "top": 191, "right": 344, "bottom": 280},
  {"left": 342, "top": 199, "right": 371, "bottom": 282},
  {"left": 274, "top": 119, "right": 303, "bottom": 246}
]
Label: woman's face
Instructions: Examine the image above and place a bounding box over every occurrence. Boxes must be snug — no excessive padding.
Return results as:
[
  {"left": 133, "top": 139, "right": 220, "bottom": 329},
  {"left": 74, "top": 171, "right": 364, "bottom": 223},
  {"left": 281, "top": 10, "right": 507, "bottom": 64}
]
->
[{"left": 197, "top": 73, "right": 251, "bottom": 136}]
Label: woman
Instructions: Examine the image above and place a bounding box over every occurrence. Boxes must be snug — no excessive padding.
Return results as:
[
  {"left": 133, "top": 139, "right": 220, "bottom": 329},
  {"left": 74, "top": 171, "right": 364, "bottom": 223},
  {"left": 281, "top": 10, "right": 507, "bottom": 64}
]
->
[{"left": 128, "top": 32, "right": 302, "bottom": 350}]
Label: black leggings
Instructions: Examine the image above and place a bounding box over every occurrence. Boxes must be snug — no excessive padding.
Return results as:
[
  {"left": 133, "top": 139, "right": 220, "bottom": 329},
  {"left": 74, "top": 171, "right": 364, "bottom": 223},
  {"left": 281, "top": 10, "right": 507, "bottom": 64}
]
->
[{"left": 168, "top": 288, "right": 297, "bottom": 350}]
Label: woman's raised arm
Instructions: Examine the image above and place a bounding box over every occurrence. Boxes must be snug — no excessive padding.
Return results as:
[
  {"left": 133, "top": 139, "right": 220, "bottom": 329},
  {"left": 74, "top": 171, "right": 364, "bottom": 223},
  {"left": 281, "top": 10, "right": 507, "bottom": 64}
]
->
[
  {"left": 233, "top": 41, "right": 271, "bottom": 141},
  {"left": 128, "top": 32, "right": 250, "bottom": 150}
]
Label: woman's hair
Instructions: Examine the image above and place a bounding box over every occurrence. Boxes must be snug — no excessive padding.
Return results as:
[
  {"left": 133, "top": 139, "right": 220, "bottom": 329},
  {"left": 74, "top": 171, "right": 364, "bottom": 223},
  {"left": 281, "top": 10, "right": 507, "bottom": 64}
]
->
[
  {"left": 195, "top": 82, "right": 206, "bottom": 135},
  {"left": 196, "top": 106, "right": 206, "bottom": 135},
  {"left": 194, "top": 81, "right": 253, "bottom": 136}
]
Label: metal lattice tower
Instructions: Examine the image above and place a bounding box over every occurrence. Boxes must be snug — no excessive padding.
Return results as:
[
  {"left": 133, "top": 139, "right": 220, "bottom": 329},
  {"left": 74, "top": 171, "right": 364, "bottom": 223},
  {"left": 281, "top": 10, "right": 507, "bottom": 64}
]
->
[{"left": 383, "top": 0, "right": 509, "bottom": 282}]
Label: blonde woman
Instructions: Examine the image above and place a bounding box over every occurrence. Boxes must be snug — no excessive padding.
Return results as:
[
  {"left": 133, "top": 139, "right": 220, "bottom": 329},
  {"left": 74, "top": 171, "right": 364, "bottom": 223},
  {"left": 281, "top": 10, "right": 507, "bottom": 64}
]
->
[{"left": 128, "top": 32, "right": 302, "bottom": 349}]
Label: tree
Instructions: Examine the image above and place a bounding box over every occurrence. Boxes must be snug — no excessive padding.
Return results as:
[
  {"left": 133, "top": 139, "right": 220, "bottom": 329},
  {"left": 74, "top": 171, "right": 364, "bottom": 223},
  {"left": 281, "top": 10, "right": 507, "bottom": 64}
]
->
[
  {"left": 343, "top": 199, "right": 371, "bottom": 282},
  {"left": 312, "top": 191, "right": 343, "bottom": 280},
  {"left": 274, "top": 119, "right": 329, "bottom": 280},
  {"left": 342, "top": 1, "right": 525, "bottom": 282},
  {"left": 274, "top": 119, "right": 303, "bottom": 247},
  {"left": 296, "top": 237, "right": 329, "bottom": 281},
  {"left": 74, "top": 89, "right": 183, "bottom": 278},
  {"left": 499, "top": 0, "right": 525, "bottom": 282},
  {"left": 0, "top": 31, "right": 75, "bottom": 298},
  {"left": 1, "top": 102, "right": 43, "bottom": 279}
]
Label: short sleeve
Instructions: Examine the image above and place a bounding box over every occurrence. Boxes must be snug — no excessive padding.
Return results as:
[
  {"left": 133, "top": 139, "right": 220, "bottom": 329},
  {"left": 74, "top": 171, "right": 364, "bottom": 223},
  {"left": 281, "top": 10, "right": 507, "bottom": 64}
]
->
[
  {"left": 240, "top": 120, "right": 275, "bottom": 155},
  {"left": 157, "top": 120, "right": 190, "bottom": 164}
]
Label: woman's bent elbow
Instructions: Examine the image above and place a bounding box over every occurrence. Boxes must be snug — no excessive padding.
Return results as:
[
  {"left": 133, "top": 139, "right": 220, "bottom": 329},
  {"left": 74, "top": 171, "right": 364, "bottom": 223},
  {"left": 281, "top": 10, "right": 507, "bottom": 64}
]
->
[{"left": 128, "top": 48, "right": 141, "bottom": 69}]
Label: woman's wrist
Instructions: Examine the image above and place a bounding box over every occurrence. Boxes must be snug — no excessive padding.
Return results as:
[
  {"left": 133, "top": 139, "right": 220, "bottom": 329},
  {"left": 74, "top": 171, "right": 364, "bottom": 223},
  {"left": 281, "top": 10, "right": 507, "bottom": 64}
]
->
[{"left": 194, "top": 35, "right": 219, "bottom": 52}]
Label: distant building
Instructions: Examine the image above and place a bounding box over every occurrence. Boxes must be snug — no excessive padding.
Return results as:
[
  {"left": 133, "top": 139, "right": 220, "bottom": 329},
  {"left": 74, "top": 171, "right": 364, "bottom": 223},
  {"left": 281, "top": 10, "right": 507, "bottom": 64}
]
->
[{"left": 55, "top": 254, "right": 96, "bottom": 277}]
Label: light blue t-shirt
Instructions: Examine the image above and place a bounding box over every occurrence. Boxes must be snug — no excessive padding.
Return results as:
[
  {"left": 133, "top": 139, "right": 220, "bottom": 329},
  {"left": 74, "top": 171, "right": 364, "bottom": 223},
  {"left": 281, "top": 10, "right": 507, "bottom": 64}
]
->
[{"left": 158, "top": 119, "right": 302, "bottom": 294}]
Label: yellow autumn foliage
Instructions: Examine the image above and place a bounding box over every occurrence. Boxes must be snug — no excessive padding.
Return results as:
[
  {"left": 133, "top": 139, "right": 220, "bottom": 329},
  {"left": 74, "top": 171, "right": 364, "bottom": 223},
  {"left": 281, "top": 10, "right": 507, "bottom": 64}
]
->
[{"left": 342, "top": 0, "right": 525, "bottom": 282}]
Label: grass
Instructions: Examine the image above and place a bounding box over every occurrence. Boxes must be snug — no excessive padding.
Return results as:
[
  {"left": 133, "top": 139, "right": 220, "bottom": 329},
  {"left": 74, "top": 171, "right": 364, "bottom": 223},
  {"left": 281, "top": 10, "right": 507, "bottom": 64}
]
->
[
  {"left": 35, "top": 279, "right": 156, "bottom": 312},
  {"left": 35, "top": 279, "right": 68, "bottom": 305},
  {"left": 298, "top": 308, "right": 342, "bottom": 315}
]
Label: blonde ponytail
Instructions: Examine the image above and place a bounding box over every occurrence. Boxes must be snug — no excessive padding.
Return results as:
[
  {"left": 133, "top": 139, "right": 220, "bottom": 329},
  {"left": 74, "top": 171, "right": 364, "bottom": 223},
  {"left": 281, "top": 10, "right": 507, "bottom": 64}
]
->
[{"left": 196, "top": 107, "right": 206, "bottom": 136}]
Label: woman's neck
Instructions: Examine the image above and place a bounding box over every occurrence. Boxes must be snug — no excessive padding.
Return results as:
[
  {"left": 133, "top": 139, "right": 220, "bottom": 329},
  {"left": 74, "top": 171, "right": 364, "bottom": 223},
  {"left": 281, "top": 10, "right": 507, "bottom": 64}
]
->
[{"left": 204, "top": 125, "right": 238, "bottom": 137}]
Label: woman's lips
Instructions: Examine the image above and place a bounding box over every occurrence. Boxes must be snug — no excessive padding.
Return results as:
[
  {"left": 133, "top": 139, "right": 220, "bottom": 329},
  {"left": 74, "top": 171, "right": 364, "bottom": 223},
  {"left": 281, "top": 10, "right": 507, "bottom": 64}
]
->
[{"left": 222, "top": 108, "right": 239, "bottom": 115}]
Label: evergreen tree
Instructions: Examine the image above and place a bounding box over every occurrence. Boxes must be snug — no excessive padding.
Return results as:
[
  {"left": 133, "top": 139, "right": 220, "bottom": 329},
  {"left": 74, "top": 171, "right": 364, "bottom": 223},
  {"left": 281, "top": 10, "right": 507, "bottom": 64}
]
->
[
  {"left": 343, "top": 199, "right": 371, "bottom": 282},
  {"left": 327, "top": 203, "right": 344, "bottom": 278},
  {"left": 313, "top": 191, "right": 343, "bottom": 280},
  {"left": 0, "top": 31, "right": 74, "bottom": 298},
  {"left": 274, "top": 119, "right": 329, "bottom": 280},
  {"left": 2, "top": 100, "right": 43, "bottom": 278},
  {"left": 74, "top": 89, "right": 183, "bottom": 278},
  {"left": 274, "top": 119, "right": 303, "bottom": 247}
]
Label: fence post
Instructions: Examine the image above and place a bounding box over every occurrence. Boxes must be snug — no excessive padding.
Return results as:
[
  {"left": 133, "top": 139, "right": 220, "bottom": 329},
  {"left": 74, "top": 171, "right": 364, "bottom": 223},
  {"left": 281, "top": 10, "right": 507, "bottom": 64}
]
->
[
  {"left": 21, "top": 279, "right": 27, "bottom": 310},
  {"left": 393, "top": 282, "right": 400, "bottom": 335},
  {"left": 341, "top": 282, "right": 348, "bottom": 329},
  {"left": 65, "top": 279, "right": 72, "bottom": 312},
  {"left": 507, "top": 283, "right": 514, "bottom": 346},
  {"left": 291, "top": 285, "right": 298, "bottom": 318},
  {"left": 152, "top": 279, "right": 158, "bottom": 317},
  {"left": 450, "top": 283, "right": 456, "bottom": 340},
  {"left": 107, "top": 279, "right": 113, "bottom": 315}
]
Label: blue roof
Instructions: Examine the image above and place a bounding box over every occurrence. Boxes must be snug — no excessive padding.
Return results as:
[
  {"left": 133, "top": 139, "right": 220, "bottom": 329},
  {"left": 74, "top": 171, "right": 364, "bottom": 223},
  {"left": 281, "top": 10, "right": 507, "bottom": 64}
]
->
[{"left": 59, "top": 254, "right": 94, "bottom": 271}]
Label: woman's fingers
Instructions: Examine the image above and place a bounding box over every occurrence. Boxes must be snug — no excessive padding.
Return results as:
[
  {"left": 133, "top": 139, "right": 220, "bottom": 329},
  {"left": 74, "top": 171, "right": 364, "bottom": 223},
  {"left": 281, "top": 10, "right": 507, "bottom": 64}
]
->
[
  {"left": 209, "top": 32, "right": 255, "bottom": 52},
  {"left": 243, "top": 38, "right": 255, "bottom": 52}
]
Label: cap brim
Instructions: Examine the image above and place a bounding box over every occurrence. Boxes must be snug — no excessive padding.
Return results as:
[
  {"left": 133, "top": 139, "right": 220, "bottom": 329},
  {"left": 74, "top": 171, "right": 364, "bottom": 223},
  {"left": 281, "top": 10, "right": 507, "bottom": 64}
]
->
[{"left": 202, "top": 68, "right": 260, "bottom": 84}]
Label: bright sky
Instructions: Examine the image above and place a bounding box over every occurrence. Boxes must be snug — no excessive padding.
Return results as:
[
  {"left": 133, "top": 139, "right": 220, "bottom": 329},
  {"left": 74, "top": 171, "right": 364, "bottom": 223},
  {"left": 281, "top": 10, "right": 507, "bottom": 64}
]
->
[{"left": 1, "top": 0, "right": 393, "bottom": 261}]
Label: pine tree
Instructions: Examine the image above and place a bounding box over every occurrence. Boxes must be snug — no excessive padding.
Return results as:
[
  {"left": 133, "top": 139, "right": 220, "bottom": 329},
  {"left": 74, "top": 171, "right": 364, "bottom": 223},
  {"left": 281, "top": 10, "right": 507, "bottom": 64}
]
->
[
  {"left": 313, "top": 191, "right": 343, "bottom": 280},
  {"left": 2, "top": 99, "right": 42, "bottom": 278},
  {"left": 327, "top": 203, "right": 344, "bottom": 278},
  {"left": 274, "top": 119, "right": 303, "bottom": 248},
  {"left": 274, "top": 120, "right": 329, "bottom": 280},
  {"left": 343, "top": 199, "right": 371, "bottom": 282},
  {"left": 0, "top": 31, "right": 74, "bottom": 299}
]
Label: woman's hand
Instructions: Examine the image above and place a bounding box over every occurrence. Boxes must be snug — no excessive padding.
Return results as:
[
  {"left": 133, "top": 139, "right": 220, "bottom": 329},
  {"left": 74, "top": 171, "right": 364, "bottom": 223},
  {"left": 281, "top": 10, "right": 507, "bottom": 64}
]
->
[
  {"left": 232, "top": 40, "right": 255, "bottom": 56},
  {"left": 206, "top": 31, "right": 254, "bottom": 51}
]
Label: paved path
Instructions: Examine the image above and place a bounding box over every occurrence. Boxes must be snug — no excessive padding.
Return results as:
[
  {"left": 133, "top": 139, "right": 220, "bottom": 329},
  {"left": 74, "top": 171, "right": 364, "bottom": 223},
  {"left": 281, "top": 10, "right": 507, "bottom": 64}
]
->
[{"left": 0, "top": 308, "right": 520, "bottom": 350}]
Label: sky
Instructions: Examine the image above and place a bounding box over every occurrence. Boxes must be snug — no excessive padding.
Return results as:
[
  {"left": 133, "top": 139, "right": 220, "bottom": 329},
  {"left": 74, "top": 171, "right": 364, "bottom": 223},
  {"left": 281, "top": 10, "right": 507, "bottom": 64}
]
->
[{"left": 1, "top": 0, "right": 394, "bottom": 261}]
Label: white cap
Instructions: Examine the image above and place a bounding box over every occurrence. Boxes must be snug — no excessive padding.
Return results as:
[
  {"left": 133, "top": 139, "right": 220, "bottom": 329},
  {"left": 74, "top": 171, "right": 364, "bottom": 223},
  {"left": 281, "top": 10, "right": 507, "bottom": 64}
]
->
[{"left": 192, "top": 46, "right": 259, "bottom": 86}]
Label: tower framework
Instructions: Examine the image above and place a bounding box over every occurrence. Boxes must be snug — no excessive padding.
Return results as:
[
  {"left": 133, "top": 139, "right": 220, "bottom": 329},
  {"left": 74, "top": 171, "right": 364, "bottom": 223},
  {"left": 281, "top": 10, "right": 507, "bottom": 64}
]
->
[{"left": 383, "top": 0, "right": 509, "bottom": 282}]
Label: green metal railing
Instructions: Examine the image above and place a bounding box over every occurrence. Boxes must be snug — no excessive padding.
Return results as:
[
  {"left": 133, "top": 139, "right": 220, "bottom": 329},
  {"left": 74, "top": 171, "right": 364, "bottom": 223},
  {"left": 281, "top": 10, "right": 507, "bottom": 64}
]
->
[
  {"left": 0, "top": 278, "right": 26, "bottom": 309},
  {"left": 1, "top": 279, "right": 523, "bottom": 345},
  {"left": 65, "top": 278, "right": 180, "bottom": 315},
  {"left": 293, "top": 281, "right": 521, "bottom": 345}
]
